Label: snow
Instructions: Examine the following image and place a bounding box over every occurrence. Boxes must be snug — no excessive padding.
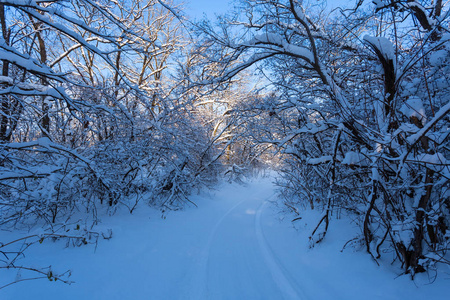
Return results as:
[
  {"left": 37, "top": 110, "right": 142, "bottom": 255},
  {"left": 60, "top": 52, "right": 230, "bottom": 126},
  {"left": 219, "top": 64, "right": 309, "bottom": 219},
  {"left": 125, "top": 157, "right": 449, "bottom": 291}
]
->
[
  {"left": 341, "top": 151, "right": 368, "bottom": 167},
  {"left": 406, "top": 1, "right": 437, "bottom": 27},
  {"left": 250, "top": 33, "right": 284, "bottom": 47},
  {"left": 1, "top": 177, "right": 449, "bottom": 299},
  {"left": 429, "top": 50, "right": 448, "bottom": 67},
  {"left": 400, "top": 96, "right": 426, "bottom": 125},
  {"left": 396, "top": 123, "right": 420, "bottom": 135},
  {"left": 363, "top": 35, "right": 395, "bottom": 63},
  {"left": 307, "top": 155, "right": 332, "bottom": 165},
  {"left": 292, "top": 5, "right": 306, "bottom": 22},
  {"left": 248, "top": 33, "right": 314, "bottom": 62},
  {"left": 372, "top": 0, "right": 384, "bottom": 10},
  {"left": 0, "top": 75, "right": 13, "bottom": 85},
  {"left": 6, "top": 137, "right": 55, "bottom": 150},
  {"left": 0, "top": 47, "right": 58, "bottom": 78},
  {"left": 0, "top": 165, "right": 61, "bottom": 180},
  {"left": 407, "top": 101, "right": 450, "bottom": 145}
]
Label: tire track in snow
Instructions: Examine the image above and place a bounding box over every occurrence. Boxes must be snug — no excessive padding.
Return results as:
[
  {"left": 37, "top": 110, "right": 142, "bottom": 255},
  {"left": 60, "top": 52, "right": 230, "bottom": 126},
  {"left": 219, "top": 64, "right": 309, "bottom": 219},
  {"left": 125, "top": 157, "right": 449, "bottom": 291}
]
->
[
  {"left": 188, "top": 197, "right": 247, "bottom": 299},
  {"left": 255, "top": 197, "right": 308, "bottom": 300}
]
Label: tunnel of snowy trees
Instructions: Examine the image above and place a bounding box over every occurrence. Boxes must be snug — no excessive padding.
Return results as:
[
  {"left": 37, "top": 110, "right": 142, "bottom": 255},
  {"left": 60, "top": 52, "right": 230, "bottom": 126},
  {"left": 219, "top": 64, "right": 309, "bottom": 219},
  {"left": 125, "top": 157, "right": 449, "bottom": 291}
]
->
[{"left": 0, "top": 0, "right": 449, "bottom": 289}]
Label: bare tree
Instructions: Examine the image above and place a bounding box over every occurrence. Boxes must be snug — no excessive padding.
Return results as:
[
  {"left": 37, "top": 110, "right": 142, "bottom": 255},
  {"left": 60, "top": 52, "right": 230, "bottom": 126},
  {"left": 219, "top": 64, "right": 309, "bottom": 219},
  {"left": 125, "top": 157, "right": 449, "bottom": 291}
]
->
[{"left": 193, "top": 0, "right": 450, "bottom": 276}]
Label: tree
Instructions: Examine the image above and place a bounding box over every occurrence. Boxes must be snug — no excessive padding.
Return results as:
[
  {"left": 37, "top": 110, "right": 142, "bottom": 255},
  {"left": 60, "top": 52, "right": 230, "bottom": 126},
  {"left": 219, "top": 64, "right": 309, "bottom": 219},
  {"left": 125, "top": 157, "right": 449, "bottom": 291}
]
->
[
  {"left": 0, "top": 0, "right": 239, "bottom": 287},
  {"left": 194, "top": 0, "right": 449, "bottom": 275}
]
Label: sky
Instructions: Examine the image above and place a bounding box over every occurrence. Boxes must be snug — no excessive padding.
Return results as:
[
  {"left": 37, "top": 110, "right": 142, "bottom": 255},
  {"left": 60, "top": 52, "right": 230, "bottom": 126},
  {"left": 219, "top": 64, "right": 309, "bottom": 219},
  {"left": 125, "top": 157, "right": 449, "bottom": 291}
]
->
[
  {"left": 185, "top": 0, "right": 233, "bottom": 20},
  {"left": 184, "top": 0, "right": 349, "bottom": 21}
]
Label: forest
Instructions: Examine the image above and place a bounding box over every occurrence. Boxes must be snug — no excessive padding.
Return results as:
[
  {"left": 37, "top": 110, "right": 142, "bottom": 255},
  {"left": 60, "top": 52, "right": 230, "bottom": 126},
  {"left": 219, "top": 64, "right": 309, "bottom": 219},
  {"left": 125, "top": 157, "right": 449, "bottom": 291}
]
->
[{"left": 0, "top": 0, "right": 449, "bottom": 292}]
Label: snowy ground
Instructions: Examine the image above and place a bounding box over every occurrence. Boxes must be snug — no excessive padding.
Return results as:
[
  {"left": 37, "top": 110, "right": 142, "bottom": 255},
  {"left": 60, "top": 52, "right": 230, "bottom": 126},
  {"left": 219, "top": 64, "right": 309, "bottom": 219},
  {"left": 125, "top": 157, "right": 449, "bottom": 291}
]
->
[{"left": 1, "top": 176, "right": 449, "bottom": 299}]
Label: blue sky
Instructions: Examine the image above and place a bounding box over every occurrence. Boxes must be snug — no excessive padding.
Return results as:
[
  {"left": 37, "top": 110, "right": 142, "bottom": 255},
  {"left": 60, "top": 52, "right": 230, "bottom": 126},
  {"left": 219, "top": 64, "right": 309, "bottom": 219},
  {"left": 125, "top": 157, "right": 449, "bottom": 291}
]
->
[
  {"left": 185, "top": 0, "right": 232, "bottom": 20},
  {"left": 184, "top": 0, "right": 347, "bottom": 20}
]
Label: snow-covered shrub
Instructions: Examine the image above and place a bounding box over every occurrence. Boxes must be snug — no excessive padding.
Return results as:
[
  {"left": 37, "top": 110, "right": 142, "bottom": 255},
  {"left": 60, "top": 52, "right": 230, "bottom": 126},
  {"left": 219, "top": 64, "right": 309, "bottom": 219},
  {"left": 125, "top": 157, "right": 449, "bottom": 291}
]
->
[{"left": 195, "top": 0, "right": 450, "bottom": 276}]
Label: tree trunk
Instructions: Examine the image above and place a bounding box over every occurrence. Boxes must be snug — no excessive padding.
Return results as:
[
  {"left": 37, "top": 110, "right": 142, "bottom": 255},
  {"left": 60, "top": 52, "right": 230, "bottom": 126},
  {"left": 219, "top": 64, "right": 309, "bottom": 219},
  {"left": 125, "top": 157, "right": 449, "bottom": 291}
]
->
[
  {"left": 30, "top": 13, "right": 50, "bottom": 138},
  {"left": 411, "top": 168, "right": 434, "bottom": 274},
  {"left": 0, "top": 4, "right": 10, "bottom": 141}
]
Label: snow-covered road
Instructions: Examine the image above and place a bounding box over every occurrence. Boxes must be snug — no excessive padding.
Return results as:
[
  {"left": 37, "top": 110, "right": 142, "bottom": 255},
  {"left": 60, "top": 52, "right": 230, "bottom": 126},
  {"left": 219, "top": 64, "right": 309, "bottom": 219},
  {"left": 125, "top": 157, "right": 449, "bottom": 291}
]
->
[
  {"left": 187, "top": 189, "right": 303, "bottom": 299},
  {"left": 1, "top": 176, "right": 448, "bottom": 299}
]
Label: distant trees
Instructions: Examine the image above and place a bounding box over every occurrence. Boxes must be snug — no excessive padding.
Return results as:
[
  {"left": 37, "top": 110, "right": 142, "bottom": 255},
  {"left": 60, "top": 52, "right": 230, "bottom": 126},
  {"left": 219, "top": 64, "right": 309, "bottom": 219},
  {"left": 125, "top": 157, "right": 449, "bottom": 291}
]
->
[{"left": 194, "top": 0, "right": 449, "bottom": 276}]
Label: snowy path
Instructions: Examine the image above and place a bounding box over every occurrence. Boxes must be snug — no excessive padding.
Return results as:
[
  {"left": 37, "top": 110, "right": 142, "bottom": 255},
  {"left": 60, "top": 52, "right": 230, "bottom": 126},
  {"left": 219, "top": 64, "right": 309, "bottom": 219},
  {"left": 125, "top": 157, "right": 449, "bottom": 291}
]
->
[
  {"left": 1, "top": 177, "right": 448, "bottom": 299},
  {"left": 187, "top": 191, "right": 303, "bottom": 299}
]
